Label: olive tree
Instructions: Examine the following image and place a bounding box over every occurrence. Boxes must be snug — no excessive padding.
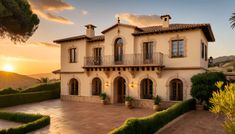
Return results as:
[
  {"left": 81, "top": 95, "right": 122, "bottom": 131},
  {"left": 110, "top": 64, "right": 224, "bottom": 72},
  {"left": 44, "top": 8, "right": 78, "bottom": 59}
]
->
[
  {"left": 0, "top": 0, "right": 39, "bottom": 43},
  {"left": 210, "top": 82, "right": 235, "bottom": 134}
]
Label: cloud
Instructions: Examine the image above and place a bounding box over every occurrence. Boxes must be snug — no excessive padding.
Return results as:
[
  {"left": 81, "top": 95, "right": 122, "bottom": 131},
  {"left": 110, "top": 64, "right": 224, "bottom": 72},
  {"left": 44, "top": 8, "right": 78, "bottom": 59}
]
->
[
  {"left": 81, "top": 10, "right": 88, "bottom": 16},
  {"left": 30, "top": 42, "right": 60, "bottom": 48},
  {"left": 115, "top": 13, "right": 162, "bottom": 27},
  {"left": 29, "top": 0, "right": 75, "bottom": 24}
]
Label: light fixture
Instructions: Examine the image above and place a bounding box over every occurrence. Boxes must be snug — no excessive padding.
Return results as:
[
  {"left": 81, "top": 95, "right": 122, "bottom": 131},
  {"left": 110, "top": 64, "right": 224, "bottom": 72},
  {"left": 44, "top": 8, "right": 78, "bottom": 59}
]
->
[
  {"left": 105, "top": 82, "right": 110, "bottom": 87},
  {"left": 129, "top": 82, "right": 135, "bottom": 88}
]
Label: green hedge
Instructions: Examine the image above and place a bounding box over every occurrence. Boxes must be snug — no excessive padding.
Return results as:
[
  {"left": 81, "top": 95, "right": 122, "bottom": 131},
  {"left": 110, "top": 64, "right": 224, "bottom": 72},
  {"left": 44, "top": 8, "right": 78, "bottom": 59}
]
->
[
  {"left": 0, "top": 88, "right": 19, "bottom": 95},
  {"left": 0, "top": 111, "right": 50, "bottom": 134},
  {"left": 0, "top": 82, "right": 60, "bottom": 95},
  {"left": 0, "top": 90, "right": 60, "bottom": 107},
  {"left": 21, "top": 82, "right": 60, "bottom": 93},
  {"left": 109, "top": 99, "right": 196, "bottom": 134}
]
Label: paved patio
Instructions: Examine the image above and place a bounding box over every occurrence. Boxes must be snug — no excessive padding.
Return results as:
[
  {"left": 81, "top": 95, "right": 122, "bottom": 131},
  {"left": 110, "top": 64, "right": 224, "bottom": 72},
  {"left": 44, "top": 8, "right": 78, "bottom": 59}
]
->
[
  {"left": 157, "top": 111, "right": 226, "bottom": 134},
  {"left": 0, "top": 119, "right": 22, "bottom": 129},
  {"left": 2, "top": 99, "right": 154, "bottom": 134}
]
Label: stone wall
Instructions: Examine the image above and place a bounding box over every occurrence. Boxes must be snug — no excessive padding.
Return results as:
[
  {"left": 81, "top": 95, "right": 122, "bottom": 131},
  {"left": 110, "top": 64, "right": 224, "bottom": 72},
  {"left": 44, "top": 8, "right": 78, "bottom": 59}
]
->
[
  {"left": 61, "top": 95, "right": 101, "bottom": 103},
  {"left": 61, "top": 95, "right": 177, "bottom": 109}
]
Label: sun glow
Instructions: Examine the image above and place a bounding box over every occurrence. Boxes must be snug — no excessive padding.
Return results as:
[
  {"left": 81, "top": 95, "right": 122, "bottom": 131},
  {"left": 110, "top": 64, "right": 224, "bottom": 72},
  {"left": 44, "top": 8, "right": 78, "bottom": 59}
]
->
[{"left": 2, "top": 64, "right": 14, "bottom": 72}]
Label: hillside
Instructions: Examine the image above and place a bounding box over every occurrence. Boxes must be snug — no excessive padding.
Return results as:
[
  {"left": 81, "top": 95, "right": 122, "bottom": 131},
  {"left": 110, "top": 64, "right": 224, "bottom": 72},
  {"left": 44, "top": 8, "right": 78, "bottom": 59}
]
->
[
  {"left": 0, "top": 71, "right": 39, "bottom": 89},
  {"left": 209, "top": 55, "right": 235, "bottom": 72},
  {"left": 29, "top": 73, "right": 60, "bottom": 80}
]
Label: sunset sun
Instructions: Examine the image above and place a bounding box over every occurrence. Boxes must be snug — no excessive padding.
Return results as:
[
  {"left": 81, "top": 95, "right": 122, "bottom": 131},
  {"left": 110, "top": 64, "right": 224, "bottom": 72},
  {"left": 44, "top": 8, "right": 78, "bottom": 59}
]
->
[{"left": 3, "top": 64, "right": 14, "bottom": 72}]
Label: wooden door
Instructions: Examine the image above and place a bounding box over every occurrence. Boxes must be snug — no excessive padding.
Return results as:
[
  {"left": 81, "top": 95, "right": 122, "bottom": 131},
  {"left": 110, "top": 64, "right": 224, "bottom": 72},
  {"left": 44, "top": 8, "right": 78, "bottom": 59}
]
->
[
  {"left": 117, "top": 77, "right": 126, "bottom": 103},
  {"left": 94, "top": 48, "right": 102, "bottom": 65}
]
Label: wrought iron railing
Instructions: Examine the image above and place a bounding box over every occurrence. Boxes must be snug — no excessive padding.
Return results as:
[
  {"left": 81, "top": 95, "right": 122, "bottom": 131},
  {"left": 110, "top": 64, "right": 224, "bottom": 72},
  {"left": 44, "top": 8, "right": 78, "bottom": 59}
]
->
[{"left": 84, "top": 52, "right": 163, "bottom": 67}]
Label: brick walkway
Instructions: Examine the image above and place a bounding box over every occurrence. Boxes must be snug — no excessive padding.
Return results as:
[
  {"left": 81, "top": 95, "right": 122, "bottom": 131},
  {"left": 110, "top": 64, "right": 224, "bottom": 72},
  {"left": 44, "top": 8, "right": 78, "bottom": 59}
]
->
[
  {"left": 157, "top": 111, "right": 226, "bottom": 134},
  {"left": 2, "top": 99, "right": 154, "bottom": 134},
  {"left": 0, "top": 119, "right": 22, "bottom": 129}
]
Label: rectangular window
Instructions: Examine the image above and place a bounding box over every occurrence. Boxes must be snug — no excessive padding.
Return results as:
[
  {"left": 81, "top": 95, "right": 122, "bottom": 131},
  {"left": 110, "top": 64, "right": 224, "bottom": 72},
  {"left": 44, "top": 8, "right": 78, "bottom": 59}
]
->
[
  {"left": 201, "top": 42, "right": 204, "bottom": 59},
  {"left": 171, "top": 40, "right": 184, "bottom": 57},
  {"left": 205, "top": 45, "right": 207, "bottom": 61},
  {"left": 69, "top": 48, "right": 77, "bottom": 63},
  {"left": 94, "top": 48, "right": 102, "bottom": 65},
  {"left": 143, "top": 42, "right": 153, "bottom": 63}
]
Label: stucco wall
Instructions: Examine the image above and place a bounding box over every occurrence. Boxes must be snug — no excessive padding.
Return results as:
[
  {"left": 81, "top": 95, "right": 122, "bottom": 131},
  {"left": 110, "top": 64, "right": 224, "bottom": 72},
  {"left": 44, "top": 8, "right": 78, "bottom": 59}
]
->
[{"left": 60, "top": 69, "right": 205, "bottom": 102}]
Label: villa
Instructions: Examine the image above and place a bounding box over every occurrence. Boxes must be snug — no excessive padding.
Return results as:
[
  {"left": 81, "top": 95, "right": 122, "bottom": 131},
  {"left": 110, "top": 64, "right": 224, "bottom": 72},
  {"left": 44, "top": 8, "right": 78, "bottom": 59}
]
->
[{"left": 54, "top": 15, "right": 215, "bottom": 108}]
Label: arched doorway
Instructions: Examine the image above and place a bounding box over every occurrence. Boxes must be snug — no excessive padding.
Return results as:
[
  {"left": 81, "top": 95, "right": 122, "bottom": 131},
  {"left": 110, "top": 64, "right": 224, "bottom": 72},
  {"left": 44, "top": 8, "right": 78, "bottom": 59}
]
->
[
  {"left": 140, "top": 78, "right": 153, "bottom": 99},
  {"left": 114, "top": 77, "right": 126, "bottom": 103},
  {"left": 92, "top": 77, "right": 102, "bottom": 95},
  {"left": 114, "top": 38, "right": 123, "bottom": 64},
  {"left": 170, "top": 79, "right": 183, "bottom": 101},
  {"left": 69, "top": 78, "right": 78, "bottom": 95}
]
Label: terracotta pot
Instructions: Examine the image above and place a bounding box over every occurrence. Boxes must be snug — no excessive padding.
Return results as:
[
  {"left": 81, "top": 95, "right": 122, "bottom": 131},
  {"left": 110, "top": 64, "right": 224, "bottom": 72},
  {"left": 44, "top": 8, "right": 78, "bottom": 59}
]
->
[
  {"left": 101, "top": 100, "right": 106, "bottom": 105},
  {"left": 125, "top": 101, "right": 133, "bottom": 109},
  {"left": 196, "top": 104, "right": 204, "bottom": 110},
  {"left": 153, "top": 104, "right": 160, "bottom": 111}
]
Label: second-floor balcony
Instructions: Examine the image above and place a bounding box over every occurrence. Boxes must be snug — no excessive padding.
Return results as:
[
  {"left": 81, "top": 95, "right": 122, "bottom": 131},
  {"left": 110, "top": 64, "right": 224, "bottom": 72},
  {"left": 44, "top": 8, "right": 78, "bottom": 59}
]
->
[{"left": 84, "top": 52, "right": 164, "bottom": 68}]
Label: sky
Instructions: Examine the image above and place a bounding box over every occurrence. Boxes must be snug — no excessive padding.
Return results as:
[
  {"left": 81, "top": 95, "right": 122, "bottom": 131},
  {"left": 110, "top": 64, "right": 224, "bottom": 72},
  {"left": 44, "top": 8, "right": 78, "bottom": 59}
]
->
[{"left": 0, "top": 0, "right": 235, "bottom": 75}]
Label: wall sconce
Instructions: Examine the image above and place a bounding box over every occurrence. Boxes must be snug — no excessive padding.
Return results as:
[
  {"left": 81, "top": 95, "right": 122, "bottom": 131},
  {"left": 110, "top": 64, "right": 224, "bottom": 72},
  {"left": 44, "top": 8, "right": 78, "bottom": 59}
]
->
[
  {"left": 105, "top": 82, "right": 110, "bottom": 87},
  {"left": 129, "top": 82, "right": 135, "bottom": 88}
]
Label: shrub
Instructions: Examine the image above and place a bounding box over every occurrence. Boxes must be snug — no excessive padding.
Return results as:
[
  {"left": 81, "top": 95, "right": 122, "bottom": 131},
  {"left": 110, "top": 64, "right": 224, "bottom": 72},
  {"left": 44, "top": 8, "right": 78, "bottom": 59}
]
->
[
  {"left": 191, "top": 72, "right": 226, "bottom": 105},
  {"left": 227, "top": 68, "right": 233, "bottom": 72},
  {"left": 153, "top": 95, "right": 161, "bottom": 105},
  {"left": 0, "top": 111, "right": 50, "bottom": 134},
  {"left": 21, "top": 82, "right": 60, "bottom": 93},
  {"left": 99, "top": 93, "right": 107, "bottom": 100},
  {"left": 109, "top": 99, "right": 195, "bottom": 134},
  {"left": 125, "top": 96, "right": 133, "bottom": 102},
  {"left": 0, "top": 90, "right": 60, "bottom": 107},
  {"left": 0, "top": 88, "right": 19, "bottom": 95},
  {"left": 210, "top": 82, "right": 235, "bottom": 134}
]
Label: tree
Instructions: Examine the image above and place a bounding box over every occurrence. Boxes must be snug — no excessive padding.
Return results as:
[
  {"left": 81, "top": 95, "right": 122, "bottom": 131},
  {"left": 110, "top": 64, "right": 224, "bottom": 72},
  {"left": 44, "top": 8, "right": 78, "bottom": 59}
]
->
[
  {"left": 230, "top": 13, "right": 235, "bottom": 29},
  {"left": 210, "top": 82, "right": 235, "bottom": 134},
  {"left": 0, "top": 0, "right": 39, "bottom": 43},
  {"left": 190, "top": 72, "right": 226, "bottom": 105},
  {"left": 39, "top": 77, "right": 49, "bottom": 83}
]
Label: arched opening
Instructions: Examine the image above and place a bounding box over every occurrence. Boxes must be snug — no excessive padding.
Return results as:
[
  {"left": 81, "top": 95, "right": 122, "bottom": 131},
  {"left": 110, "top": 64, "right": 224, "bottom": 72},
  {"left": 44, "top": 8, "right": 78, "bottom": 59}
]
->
[
  {"left": 170, "top": 79, "right": 183, "bottom": 101},
  {"left": 92, "top": 77, "right": 102, "bottom": 95},
  {"left": 114, "top": 38, "right": 123, "bottom": 64},
  {"left": 69, "top": 78, "right": 78, "bottom": 95},
  {"left": 140, "top": 78, "right": 153, "bottom": 99},
  {"left": 113, "top": 77, "right": 126, "bottom": 103}
]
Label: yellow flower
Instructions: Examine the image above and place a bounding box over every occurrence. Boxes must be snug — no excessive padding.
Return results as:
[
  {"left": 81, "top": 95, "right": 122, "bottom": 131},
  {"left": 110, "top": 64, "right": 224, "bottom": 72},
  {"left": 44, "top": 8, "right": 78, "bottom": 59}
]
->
[{"left": 215, "top": 81, "right": 224, "bottom": 89}]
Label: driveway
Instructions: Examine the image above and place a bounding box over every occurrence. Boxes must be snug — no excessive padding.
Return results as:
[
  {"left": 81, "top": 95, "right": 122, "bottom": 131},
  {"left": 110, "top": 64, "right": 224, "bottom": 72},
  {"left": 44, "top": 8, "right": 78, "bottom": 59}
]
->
[
  {"left": 157, "top": 111, "right": 226, "bottom": 134},
  {"left": 2, "top": 99, "right": 154, "bottom": 134}
]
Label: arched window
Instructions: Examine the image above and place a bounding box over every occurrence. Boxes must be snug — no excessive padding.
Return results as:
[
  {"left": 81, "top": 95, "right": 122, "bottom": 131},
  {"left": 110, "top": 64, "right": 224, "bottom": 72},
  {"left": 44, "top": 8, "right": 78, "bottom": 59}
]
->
[
  {"left": 114, "top": 38, "right": 123, "bottom": 63},
  {"left": 140, "top": 78, "right": 153, "bottom": 99},
  {"left": 170, "top": 79, "right": 183, "bottom": 101},
  {"left": 92, "top": 78, "right": 102, "bottom": 95},
  {"left": 69, "top": 78, "right": 78, "bottom": 95}
]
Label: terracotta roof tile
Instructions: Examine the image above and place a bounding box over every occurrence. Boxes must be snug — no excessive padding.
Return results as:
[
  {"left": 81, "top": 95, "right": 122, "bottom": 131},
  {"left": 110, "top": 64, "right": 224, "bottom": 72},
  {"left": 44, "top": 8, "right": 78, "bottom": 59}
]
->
[
  {"left": 134, "top": 23, "right": 215, "bottom": 42},
  {"left": 87, "top": 35, "right": 104, "bottom": 42}
]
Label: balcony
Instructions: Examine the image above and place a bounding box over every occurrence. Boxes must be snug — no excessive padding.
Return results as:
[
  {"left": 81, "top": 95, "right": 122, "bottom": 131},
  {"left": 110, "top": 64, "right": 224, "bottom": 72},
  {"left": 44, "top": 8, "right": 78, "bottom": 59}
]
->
[{"left": 84, "top": 52, "right": 164, "bottom": 68}]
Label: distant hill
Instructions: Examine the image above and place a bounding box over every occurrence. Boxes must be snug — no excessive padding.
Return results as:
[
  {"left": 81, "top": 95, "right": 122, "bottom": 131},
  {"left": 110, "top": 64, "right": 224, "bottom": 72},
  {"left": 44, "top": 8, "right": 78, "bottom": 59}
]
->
[
  {"left": 29, "top": 73, "right": 60, "bottom": 80},
  {"left": 209, "top": 55, "right": 235, "bottom": 72},
  {"left": 0, "top": 71, "right": 39, "bottom": 89},
  {"left": 212, "top": 55, "right": 235, "bottom": 66}
]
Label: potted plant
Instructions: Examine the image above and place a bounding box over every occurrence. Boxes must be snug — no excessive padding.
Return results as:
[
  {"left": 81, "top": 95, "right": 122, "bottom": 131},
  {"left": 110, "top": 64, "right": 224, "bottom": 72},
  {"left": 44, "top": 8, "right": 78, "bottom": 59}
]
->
[
  {"left": 99, "top": 93, "right": 107, "bottom": 105},
  {"left": 125, "top": 96, "right": 133, "bottom": 109},
  {"left": 153, "top": 95, "right": 161, "bottom": 111}
]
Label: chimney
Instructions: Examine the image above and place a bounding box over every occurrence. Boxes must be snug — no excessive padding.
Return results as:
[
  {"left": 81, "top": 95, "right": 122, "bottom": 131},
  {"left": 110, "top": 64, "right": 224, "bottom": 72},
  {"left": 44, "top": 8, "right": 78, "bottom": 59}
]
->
[
  {"left": 160, "top": 15, "right": 171, "bottom": 28},
  {"left": 85, "top": 24, "right": 96, "bottom": 37}
]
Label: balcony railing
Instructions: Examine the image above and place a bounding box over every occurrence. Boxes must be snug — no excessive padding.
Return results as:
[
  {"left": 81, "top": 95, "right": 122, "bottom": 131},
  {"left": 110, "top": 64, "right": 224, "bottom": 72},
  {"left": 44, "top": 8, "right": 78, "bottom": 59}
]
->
[{"left": 84, "top": 52, "right": 163, "bottom": 67}]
